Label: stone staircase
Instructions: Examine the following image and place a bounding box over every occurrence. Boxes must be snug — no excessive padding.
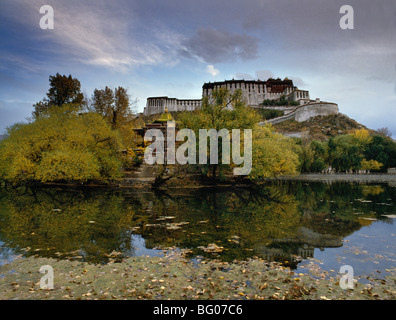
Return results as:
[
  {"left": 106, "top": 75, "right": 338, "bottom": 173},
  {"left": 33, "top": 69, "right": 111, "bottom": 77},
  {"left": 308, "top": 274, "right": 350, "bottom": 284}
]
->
[{"left": 120, "top": 164, "right": 156, "bottom": 185}]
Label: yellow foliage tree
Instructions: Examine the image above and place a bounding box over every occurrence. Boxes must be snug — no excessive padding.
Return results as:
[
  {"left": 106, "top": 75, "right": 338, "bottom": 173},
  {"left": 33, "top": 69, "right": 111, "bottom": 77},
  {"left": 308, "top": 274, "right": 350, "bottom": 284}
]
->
[
  {"left": 0, "top": 105, "right": 124, "bottom": 184},
  {"left": 248, "top": 124, "right": 299, "bottom": 181},
  {"left": 351, "top": 128, "right": 372, "bottom": 145},
  {"left": 360, "top": 159, "right": 382, "bottom": 172}
]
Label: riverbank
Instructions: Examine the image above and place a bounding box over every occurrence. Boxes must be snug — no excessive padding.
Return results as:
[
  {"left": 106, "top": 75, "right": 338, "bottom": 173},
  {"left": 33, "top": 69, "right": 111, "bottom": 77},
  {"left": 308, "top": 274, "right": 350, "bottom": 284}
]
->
[
  {"left": 1, "top": 251, "right": 395, "bottom": 300},
  {"left": 119, "top": 172, "right": 396, "bottom": 189},
  {"left": 3, "top": 173, "right": 396, "bottom": 191},
  {"left": 277, "top": 173, "right": 396, "bottom": 185}
]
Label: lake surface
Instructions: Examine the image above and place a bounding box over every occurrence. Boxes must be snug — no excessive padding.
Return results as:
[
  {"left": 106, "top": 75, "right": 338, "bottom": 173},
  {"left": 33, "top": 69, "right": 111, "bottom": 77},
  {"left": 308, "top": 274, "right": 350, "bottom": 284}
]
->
[{"left": 0, "top": 181, "right": 395, "bottom": 277}]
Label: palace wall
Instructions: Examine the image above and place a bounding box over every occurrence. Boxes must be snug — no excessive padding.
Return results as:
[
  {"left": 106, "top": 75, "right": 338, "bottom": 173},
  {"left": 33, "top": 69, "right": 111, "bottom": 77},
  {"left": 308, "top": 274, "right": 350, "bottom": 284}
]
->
[{"left": 143, "top": 79, "right": 338, "bottom": 123}]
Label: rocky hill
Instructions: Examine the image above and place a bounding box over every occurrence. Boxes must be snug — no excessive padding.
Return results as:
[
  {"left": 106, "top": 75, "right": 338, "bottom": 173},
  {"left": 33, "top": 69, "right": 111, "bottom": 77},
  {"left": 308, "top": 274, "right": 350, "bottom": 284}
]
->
[
  {"left": 273, "top": 113, "right": 371, "bottom": 141},
  {"left": 137, "top": 109, "right": 381, "bottom": 143}
]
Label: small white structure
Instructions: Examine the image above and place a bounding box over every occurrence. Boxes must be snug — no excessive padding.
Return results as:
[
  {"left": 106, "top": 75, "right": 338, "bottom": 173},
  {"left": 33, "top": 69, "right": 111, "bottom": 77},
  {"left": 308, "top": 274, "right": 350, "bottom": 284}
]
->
[{"left": 388, "top": 168, "right": 396, "bottom": 174}]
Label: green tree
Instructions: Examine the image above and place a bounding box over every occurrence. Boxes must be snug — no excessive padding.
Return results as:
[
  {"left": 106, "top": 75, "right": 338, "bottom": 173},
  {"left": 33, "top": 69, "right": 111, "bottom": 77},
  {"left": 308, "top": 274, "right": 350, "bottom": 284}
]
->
[
  {"left": 90, "top": 86, "right": 135, "bottom": 129},
  {"left": 364, "top": 134, "right": 396, "bottom": 170},
  {"left": 327, "top": 129, "right": 373, "bottom": 172},
  {"left": 33, "top": 73, "right": 84, "bottom": 118},
  {"left": 178, "top": 88, "right": 260, "bottom": 179},
  {"left": 310, "top": 140, "right": 328, "bottom": 172},
  {"left": 328, "top": 135, "right": 362, "bottom": 172},
  {"left": 296, "top": 133, "right": 328, "bottom": 173},
  {"left": 297, "top": 131, "right": 315, "bottom": 172}
]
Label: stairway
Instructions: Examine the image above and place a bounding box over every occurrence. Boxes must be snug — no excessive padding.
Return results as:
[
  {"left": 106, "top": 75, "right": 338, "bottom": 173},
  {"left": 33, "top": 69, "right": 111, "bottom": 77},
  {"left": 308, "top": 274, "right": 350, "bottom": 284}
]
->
[{"left": 120, "top": 164, "right": 156, "bottom": 185}]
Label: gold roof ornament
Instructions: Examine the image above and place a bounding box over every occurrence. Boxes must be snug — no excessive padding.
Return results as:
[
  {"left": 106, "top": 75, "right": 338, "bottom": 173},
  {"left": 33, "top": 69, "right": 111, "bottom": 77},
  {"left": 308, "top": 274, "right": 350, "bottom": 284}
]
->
[{"left": 153, "top": 107, "right": 173, "bottom": 123}]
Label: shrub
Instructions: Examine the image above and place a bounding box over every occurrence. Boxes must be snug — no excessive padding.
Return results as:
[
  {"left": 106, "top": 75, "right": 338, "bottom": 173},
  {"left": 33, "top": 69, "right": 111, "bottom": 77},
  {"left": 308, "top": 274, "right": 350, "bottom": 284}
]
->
[{"left": 0, "top": 105, "right": 124, "bottom": 184}]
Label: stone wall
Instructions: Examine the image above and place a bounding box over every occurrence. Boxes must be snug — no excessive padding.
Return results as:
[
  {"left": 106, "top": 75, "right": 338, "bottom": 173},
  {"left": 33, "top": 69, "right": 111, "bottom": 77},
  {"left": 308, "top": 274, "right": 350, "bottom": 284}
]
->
[
  {"left": 388, "top": 168, "right": 396, "bottom": 174},
  {"left": 144, "top": 97, "right": 202, "bottom": 116},
  {"left": 294, "top": 102, "right": 339, "bottom": 122},
  {"left": 263, "top": 102, "right": 339, "bottom": 125}
]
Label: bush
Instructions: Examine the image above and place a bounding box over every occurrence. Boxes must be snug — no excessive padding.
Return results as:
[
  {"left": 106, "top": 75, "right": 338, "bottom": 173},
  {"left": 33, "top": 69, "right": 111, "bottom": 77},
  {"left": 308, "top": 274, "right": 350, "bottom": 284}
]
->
[
  {"left": 248, "top": 125, "right": 299, "bottom": 181},
  {"left": 257, "top": 108, "right": 284, "bottom": 120},
  {"left": 0, "top": 105, "right": 124, "bottom": 184}
]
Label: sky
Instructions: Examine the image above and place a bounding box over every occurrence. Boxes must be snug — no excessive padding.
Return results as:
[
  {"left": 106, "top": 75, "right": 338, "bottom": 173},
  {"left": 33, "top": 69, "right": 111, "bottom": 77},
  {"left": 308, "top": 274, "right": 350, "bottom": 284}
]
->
[{"left": 0, "top": 0, "right": 395, "bottom": 135}]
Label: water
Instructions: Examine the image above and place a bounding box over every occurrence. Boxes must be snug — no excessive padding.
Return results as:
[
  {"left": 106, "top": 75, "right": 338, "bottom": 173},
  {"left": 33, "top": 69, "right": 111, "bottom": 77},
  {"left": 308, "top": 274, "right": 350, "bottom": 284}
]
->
[{"left": 0, "top": 182, "right": 395, "bottom": 277}]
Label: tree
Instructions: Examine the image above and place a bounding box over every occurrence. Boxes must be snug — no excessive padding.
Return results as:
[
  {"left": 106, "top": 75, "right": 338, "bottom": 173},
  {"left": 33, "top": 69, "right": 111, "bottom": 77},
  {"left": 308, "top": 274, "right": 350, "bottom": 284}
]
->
[
  {"left": 364, "top": 135, "right": 388, "bottom": 170},
  {"left": 360, "top": 159, "right": 382, "bottom": 172},
  {"left": 364, "top": 134, "right": 396, "bottom": 171},
  {"left": 327, "top": 129, "right": 375, "bottom": 172},
  {"left": 310, "top": 140, "right": 328, "bottom": 172},
  {"left": 248, "top": 124, "right": 299, "bottom": 181},
  {"left": 296, "top": 133, "right": 328, "bottom": 173},
  {"left": 328, "top": 135, "right": 362, "bottom": 172},
  {"left": 297, "top": 131, "right": 314, "bottom": 172},
  {"left": 0, "top": 105, "right": 124, "bottom": 184},
  {"left": 377, "top": 127, "right": 392, "bottom": 138},
  {"left": 33, "top": 73, "right": 84, "bottom": 118},
  {"left": 350, "top": 128, "right": 372, "bottom": 145},
  {"left": 178, "top": 87, "right": 260, "bottom": 179},
  {"left": 90, "top": 86, "right": 135, "bottom": 129}
]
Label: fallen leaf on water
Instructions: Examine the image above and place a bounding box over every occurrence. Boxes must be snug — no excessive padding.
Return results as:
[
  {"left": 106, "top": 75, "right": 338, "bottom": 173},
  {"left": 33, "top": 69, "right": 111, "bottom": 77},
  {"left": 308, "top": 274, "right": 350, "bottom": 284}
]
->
[
  {"left": 259, "top": 283, "right": 268, "bottom": 290},
  {"left": 197, "top": 243, "right": 224, "bottom": 253},
  {"left": 157, "top": 216, "right": 176, "bottom": 221}
]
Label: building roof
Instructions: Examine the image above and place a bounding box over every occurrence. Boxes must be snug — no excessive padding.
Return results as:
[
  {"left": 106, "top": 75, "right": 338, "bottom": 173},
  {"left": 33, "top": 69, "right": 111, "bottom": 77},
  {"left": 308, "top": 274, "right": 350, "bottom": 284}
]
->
[
  {"left": 202, "top": 78, "right": 293, "bottom": 90},
  {"left": 152, "top": 108, "right": 173, "bottom": 123}
]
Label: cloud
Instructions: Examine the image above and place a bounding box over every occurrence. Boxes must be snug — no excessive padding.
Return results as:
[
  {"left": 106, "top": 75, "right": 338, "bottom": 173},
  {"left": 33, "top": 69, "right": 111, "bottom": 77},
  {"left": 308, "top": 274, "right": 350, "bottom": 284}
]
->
[
  {"left": 235, "top": 73, "right": 254, "bottom": 80},
  {"left": 288, "top": 76, "right": 305, "bottom": 88},
  {"left": 182, "top": 27, "right": 259, "bottom": 64},
  {"left": 0, "top": 53, "right": 44, "bottom": 74},
  {"left": 206, "top": 65, "right": 220, "bottom": 76},
  {"left": 255, "top": 70, "right": 274, "bottom": 81},
  {"left": 1, "top": 0, "right": 185, "bottom": 72},
  {"left": 395, "top": 63, "right": 396, "bottom": 95},
  {"left": 234, "top": 70, "right": 275, "bottom": 81}
]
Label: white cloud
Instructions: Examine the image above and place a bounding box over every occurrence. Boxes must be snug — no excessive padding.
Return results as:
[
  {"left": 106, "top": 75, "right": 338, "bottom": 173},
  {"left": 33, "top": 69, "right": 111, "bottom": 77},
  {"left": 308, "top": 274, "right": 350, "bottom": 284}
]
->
[
  {"left": 3, "top": 0, "right": 185, "bottom": 72},
  {"left": 206, "top": 65, "right": 219, "bottom": 76},
  {"left": 235, "top": 73, "right": 254, "bottom": 80},
  {"left": 255, "top": 70, "right": 274, "bottom": 81}
]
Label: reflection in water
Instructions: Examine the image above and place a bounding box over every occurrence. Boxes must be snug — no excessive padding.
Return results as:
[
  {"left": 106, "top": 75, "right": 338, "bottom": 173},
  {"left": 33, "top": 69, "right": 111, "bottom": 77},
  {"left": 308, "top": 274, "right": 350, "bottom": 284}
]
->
[{"left": 0, "top": 182, "right": 395, "bottom": 270}]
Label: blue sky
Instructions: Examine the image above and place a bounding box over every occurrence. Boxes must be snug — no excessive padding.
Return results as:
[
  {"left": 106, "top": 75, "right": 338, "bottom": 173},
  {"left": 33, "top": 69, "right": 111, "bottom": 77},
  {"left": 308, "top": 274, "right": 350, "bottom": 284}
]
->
[{"left": 0, "top": 0, "right": 395, "bottom": 135}]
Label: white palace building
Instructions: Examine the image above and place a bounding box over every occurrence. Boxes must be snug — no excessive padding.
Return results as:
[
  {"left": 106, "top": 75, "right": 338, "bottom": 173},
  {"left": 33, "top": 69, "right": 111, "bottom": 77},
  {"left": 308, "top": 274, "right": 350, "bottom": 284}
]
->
[{"left": 143, "top": 78, "right": 338, "bottom": 123}]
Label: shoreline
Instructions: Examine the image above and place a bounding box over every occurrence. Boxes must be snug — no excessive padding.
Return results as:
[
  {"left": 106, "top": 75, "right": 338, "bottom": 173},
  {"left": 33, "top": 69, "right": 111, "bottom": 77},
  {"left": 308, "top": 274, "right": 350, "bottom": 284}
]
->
[
  {"left": 277, "top": 173, "right": 396, "bottom": 184},
  {"left": 2, "top": 173, "right": 396, "bottom": 191}
]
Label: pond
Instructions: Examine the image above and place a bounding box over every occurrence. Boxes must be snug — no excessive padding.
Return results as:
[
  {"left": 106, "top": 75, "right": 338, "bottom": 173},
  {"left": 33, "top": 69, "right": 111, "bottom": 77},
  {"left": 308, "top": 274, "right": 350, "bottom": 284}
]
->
[{"left": 0, "top": 181, "right": 395, "bottom": 278}]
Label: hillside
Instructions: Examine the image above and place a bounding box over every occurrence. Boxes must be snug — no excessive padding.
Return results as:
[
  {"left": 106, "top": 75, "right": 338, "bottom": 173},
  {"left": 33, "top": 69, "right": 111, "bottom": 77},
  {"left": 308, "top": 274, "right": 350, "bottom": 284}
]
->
[
  {"left": 137, "top": 110, "right": 378, "bottom": 143},
  {"left": 273, "top": 113, "right": 371, "bottom": 141}
]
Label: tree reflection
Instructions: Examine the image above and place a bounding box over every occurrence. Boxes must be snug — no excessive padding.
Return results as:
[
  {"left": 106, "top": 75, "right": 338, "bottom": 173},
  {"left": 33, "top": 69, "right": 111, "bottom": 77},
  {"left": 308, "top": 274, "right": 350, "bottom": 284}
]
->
[
  {"left": 0, "top": 187, "right": 140, "bottom": 263},
  {"left": 0, "top": 182, "right": 393, "bottom": 265}
]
